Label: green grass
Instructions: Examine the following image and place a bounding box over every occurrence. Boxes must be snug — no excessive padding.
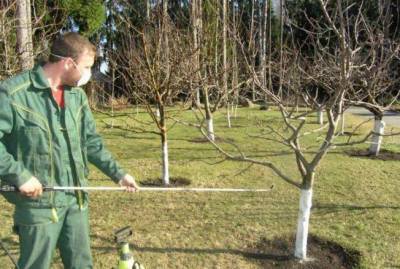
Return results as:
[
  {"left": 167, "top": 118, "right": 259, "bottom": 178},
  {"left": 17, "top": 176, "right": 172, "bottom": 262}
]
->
[{"left": 0, "top": 106, "right": 399, "bottom": 268}]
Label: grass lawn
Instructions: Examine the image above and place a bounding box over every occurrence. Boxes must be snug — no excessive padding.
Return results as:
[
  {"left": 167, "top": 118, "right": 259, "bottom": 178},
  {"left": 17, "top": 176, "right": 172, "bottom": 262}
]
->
[{"left": 0, "top": 106, "right": 399, "bottom": 268}]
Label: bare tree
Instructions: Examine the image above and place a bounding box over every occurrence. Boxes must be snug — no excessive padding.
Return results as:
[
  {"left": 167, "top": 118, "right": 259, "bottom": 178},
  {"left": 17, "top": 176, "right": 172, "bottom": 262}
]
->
[
  {"left": 114, "top": 14, "right": 194, "bottom": 186},
  {"left": 343, "top": 1, "right": 400, "bottom": 155}
]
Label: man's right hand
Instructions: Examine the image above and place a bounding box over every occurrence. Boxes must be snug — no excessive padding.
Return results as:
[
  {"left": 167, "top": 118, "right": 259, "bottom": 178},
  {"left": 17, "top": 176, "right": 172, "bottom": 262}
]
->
[{"left": 19, "top": 176, "right": 43, "bottom": 198}]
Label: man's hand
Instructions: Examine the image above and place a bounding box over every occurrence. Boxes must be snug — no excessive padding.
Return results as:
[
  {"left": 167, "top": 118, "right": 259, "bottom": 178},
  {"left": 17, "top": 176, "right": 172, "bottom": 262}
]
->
[
  {"left": 118, "top": 174, "right": 139, "bottom": 192},
  {"left": 19, "top": 176, "right": 43, "bottom": 198}
]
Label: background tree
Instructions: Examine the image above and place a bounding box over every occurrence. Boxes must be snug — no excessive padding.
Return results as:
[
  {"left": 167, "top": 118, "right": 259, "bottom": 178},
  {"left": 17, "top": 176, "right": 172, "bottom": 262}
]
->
[{"left": 113, "top": 8, "right": 194, "bottom": 185}]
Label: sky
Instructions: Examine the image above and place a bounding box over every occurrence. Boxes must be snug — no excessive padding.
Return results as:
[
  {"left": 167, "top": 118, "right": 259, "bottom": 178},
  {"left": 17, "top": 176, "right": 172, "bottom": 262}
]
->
[{"left": 272, "top": 0, "right": 282, "bottom": 17}]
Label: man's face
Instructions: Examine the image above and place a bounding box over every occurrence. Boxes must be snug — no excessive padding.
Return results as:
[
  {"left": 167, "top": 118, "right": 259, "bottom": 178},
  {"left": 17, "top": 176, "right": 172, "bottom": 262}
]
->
[{"left": 62, "top": 49, "right": 95, "bottom": 87}]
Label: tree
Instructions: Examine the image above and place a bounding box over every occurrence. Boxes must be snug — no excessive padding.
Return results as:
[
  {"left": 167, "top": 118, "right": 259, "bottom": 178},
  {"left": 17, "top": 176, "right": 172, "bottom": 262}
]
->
[
  {"left": 113, "top": 8, "right": 194, "bottom": 186},
  {"left": 193, "top": 0, "right": 399, "bottom": 261}
]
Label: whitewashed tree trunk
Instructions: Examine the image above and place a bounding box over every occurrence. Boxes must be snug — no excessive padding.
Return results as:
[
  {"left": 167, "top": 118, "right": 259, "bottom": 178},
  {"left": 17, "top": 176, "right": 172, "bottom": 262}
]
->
[
  {"left": 294, "top": 188, "right": 313, "bottom": 260},
  {"left": 204, "top": 86, "right": 215, "bottom": 141},
  {"left": 161, "top": 133, "right": 170, "bottom": 185},
  {"left": 317, "top": 110, "right": 323, "bottom": 125},
  {"left": 16, "top": 0, "right": 34, "bottom": 70},
  {"left": 156, "top": 108, "right": 160, "bottom": 118},
  {"left": 369, "top": 119, "right": 385, "bottom": 156},
  {"left": 206, "top": 118, "right": 215, "bottom": 141}
]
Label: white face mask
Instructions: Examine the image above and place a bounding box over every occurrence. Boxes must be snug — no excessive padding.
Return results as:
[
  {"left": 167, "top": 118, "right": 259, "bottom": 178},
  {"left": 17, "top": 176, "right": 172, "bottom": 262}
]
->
[
  {"left": 74, "top": 66, "right": 92, "bottom": 87},
  {"left": 51, "top": 53, "right": 92, "bottom": 87}
]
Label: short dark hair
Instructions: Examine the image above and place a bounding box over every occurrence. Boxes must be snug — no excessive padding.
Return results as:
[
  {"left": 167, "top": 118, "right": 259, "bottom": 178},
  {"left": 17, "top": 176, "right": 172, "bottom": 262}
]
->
[{"left": 48, "top": 32, "right": 96, "bottom": 63}]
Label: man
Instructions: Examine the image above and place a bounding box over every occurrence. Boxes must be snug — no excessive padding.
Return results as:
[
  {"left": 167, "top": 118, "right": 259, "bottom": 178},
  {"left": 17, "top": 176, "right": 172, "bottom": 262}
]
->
[{"left": 0, "top": 32, "right": 138, "bottom": 268}]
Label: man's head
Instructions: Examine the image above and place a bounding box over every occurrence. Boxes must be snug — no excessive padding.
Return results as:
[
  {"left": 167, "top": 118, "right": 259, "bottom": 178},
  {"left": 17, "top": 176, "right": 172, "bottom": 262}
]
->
[{"left": 48, "top": 32, "right": 96, "bottom": 87}]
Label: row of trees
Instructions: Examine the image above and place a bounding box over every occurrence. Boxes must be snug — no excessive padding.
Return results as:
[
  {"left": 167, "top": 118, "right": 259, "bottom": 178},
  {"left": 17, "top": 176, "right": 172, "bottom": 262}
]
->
[{"left": 3, "top": 0, "right": 400, "bottom": 262}]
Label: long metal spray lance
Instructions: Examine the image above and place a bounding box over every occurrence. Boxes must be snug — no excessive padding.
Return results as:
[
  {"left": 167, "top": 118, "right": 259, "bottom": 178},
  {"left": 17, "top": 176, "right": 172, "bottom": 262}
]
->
[{"left": 0, "top": 185, "right": 274, "bottom": 193}]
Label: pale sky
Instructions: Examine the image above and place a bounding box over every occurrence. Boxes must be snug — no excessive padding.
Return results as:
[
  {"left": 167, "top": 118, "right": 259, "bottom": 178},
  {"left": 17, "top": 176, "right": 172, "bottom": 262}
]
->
[{"left": 272, "top": 0, "right": 282, "bottom": 17}]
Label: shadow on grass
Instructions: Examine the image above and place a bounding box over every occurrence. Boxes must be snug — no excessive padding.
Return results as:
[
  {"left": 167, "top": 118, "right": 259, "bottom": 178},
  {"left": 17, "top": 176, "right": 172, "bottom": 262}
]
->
[
  {"left": 345, "top": 149, "right": 400, "bottom": 161},
  {"left": 90, "top": 233, "right": 290, "bottom": 262},
  {"left": 139, "top": 177, "right": 191, "bottom": 187},
  {"left": 313, "top": 203, "right": 400, "bottom": 215},
  {"left": 90, "top": 234, "right": 361, "bottom": 268},
  {"left": 132, "top": 244, "right": 290, "bottom": 261}
]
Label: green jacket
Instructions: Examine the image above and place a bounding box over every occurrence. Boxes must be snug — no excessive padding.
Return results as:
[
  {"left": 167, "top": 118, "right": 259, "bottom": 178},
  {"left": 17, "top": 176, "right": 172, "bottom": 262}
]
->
[{"left": 0, "top": 65, "right": 126, "bottom": 208}]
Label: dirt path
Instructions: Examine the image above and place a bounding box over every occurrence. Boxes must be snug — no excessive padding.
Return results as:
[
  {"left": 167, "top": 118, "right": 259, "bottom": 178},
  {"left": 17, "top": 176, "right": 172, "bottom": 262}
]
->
[{"left": 346, "top": 107, "right": 400, "bottom": 127}]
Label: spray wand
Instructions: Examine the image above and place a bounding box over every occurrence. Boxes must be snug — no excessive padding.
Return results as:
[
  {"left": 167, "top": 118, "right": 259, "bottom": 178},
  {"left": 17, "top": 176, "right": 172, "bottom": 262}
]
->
[{"left": 0, "top": 185, "right": 274, "bottom": 193}]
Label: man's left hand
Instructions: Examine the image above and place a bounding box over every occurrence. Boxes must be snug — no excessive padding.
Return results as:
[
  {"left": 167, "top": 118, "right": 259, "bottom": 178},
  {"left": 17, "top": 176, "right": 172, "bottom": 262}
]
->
[{"left": 118, "top": 174, "right": 139, "bottom": 192}]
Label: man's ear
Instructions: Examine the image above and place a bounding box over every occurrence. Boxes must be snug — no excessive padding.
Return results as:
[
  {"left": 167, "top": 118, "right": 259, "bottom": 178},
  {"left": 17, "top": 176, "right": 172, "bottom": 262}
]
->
[{"left": 63, "top": 58, "right": 74, "bottom": 71}]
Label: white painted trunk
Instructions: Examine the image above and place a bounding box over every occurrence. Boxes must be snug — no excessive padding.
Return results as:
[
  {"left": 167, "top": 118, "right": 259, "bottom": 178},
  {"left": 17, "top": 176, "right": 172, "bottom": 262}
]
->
[
  {"left": 207, "top": 118, "right": 215, "bottom": 141},
  {"left": 317, "top": 110, "right": 323, "bottom": 125},
  {"left": 162, "top": 140, "right": 170, "bottom": 185},
  {"left": 294, "top": 188, "right": 313, "bottom": 260},
  {"left": 369, "top": 119, "right": 385, "bottom": 156},
  {"left": 156, "top": 108, "right": 160, "bottom": 118}
]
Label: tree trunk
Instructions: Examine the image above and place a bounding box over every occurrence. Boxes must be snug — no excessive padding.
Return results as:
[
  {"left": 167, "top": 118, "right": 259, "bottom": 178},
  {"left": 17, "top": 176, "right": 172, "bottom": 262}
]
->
[
  {"left": 213, "top": 1, "right": 220, "bottom": 111},
  {"left": 231, "top": 0, "right": 239, "bottom": 119},
  {"left": 191, "top": 0, "right": 201, "bottom": 107},
  {"left": 162, "top": 0, "right": 170, "bottom": 75},
  {"left": 278, "top": 0, "right": 284, "bottom": 99},
  {"left": 222, "top": 0, "right": 231, "bottom": 128},
  {"left": 206, "top": 117, "right": 215, "bottom": 141},
  {"left": 317, "top": 109, "right": 323, "bottom": 125},
  {"left": 250, "top": 0, "right": 256, "bottom": 102},
  {"left": 294, "top": 188, "right": 313, "bottom": 260},
  {"left": 267, "top": 0, "right": 273, "bottom": 98},
  {"left": 260, "top": 0, "right": 267, "bottom": 92},
  {"left": 16, "top": 0, "right": 34, "bottom": 70},
  {"left": 161, "top": 130, "right": 170, "bottom": 185},
  {"left": 160, "top": 106, "right": 170, "bottom": 185},
  {"left": 204, "top": 87, "right": 215, "bottom": 141},
  {"left": 369, "top": 118, "right": 385, "bottom": 156}
]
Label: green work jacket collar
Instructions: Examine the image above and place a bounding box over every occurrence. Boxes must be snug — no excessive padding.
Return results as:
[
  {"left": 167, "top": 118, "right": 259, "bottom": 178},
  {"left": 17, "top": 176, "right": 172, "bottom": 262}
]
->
[{"left": 29, "top": 64, "right": 77, "bottom": 93}]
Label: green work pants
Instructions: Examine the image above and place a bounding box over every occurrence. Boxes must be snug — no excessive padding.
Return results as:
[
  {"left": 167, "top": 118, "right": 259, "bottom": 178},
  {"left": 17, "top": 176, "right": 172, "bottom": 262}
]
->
[{"left": 13, "top": 195, "right": 93, "bottom": 269}]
